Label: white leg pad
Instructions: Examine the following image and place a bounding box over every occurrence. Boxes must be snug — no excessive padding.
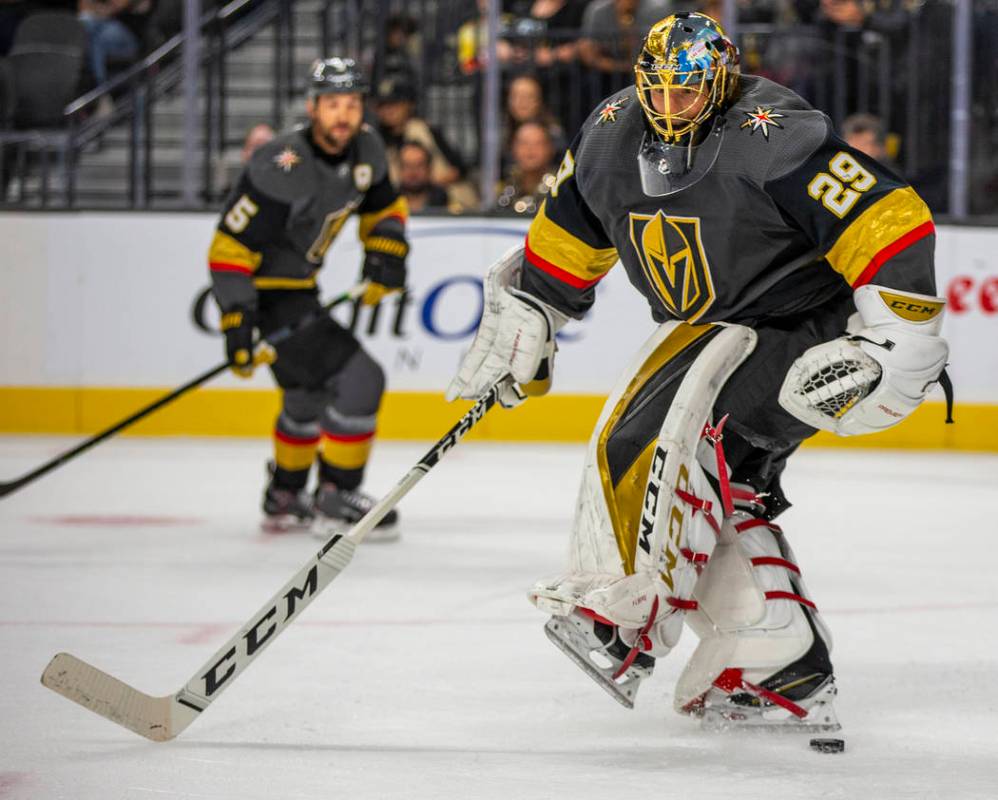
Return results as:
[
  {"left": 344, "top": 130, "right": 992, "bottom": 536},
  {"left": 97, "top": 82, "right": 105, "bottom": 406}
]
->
[{"left": 675, "top": 513, "right": 831, "bottom": 712}]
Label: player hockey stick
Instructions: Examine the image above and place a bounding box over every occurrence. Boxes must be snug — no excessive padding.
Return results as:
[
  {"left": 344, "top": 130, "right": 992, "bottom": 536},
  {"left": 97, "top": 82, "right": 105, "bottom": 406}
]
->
[
  {"left": 0, "top": 283, "right": 368, "bottom": 500},
  {"left": 40, "top": 379, "right": 511, "bottom": 741}
]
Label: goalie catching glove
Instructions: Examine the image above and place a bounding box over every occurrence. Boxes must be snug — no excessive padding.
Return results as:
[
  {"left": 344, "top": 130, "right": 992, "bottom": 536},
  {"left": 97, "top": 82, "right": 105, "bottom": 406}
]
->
[
  {"left": 221, "top": 309, "right": 275, "bottom": 378},
  {"left": 446, "top": 247, "right": 569, "bottom": 408},
  {"left": 779, "top": 284, "right": 948, "bottom": 436}
]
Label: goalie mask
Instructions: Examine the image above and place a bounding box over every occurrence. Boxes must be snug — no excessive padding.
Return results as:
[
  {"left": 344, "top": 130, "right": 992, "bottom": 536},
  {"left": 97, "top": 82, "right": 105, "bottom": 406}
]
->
[{"left": 634, "top": 13, "right": 738, "bottom": 191}]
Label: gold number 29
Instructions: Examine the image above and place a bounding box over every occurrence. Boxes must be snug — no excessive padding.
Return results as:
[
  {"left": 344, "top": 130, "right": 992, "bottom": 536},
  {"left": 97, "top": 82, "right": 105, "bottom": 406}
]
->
[{"left": 807, "top": 152, "right": 877, "bottom": 218}]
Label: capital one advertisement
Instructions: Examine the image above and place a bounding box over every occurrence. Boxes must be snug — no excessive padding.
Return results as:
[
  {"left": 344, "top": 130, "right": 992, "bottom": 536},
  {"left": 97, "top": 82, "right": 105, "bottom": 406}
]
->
[{"left": 0, "top": 214, "right": 994, "bottom": 404}]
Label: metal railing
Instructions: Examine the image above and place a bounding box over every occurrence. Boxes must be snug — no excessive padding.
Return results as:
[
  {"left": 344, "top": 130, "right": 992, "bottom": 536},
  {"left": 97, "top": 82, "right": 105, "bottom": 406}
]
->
[{"left": 0, "top": 0, "right": 992, "bottom": 218}]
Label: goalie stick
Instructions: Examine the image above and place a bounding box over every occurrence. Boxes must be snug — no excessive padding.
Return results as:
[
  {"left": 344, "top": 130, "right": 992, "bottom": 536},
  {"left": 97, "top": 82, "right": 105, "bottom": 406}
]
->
[
  {"left": 40, "top": 379, "right": 511, "bottom": 741},
  {"left": 0, "top": 283, "right": 367, "bottom": 500}
]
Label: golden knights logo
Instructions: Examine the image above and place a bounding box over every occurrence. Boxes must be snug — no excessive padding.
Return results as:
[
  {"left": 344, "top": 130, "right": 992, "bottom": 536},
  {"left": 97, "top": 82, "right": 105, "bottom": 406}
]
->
[{"left": 628, "top": 212, "right": 715, "bottom": 321}]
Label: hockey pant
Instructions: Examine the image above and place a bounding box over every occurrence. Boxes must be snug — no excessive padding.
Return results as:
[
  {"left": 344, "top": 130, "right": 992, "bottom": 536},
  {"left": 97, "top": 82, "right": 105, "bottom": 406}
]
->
[{"left": 259, "top": 289, "right": 385, "bottom": 491}]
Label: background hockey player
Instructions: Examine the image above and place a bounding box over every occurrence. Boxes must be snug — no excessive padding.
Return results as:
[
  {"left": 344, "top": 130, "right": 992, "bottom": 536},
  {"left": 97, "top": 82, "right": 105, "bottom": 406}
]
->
[
  {"left": 447, "top": 13, "right": 949, "bottom": 731},
  {"left": 208, "top": 58, "right": 408, "bottom": 540}
]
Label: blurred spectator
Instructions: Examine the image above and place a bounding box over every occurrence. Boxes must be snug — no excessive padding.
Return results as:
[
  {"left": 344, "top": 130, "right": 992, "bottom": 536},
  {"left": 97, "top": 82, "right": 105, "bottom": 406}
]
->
[
  {"left": 496, "top": 119, "right": 557, "bottom": 214},
  {"left": 144, "top": 0, "right": 182, "bottom": 50},
  {"left": 841, "top": 112, "right": 900, "bottom": 174},
  {"left": 241, "top": 123, "right": 275, "bottom": 163},
  {"left": 578, "top": 1, "right": 670, "bottom": 103},
  {"left": 381, "top": 13, "right": 420, "bottom": 79},
  {"left": 526, "top": 0, "right": 586, "bottom": 69},
  {"left": 373, "top": 72, "right": 478, "bottom": 210},
  {"left": 398, "top": 141, "right": 452, "bottom": 212},
  {"left": 78, "top": 0, "right": 146, "bottom": 113},
  {"left": 578, "top": 0, "right": 640, "bottom": 77},
  {"left": 504, "top": 73, "right": 564, "bottom": 153},
  {"left": 0, "top": 0, "right": 27, "bottom": 57},
  {"left": 213, "top": 123, "right": 275, "bottom": 199}
]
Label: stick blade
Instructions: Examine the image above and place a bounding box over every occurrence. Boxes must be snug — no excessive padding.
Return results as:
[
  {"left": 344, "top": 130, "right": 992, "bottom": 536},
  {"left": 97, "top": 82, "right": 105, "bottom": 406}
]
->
[{"left": 41, "top": 652, "right": 180, "bottom": 742}]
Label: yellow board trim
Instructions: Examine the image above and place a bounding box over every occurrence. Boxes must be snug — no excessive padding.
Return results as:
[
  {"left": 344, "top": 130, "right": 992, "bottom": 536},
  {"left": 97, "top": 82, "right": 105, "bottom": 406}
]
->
[
  {"left": 0, "top": 387, "right": 993, "bottom": 451},
  {"left": 208, "top": 230, "right": 262, "bottom": 272},
  {"left": 824, "top": 187, "right": 932, "bottom": 284},
  {"left": 527, "top": 200, "right": 619, "bottom": 281}
]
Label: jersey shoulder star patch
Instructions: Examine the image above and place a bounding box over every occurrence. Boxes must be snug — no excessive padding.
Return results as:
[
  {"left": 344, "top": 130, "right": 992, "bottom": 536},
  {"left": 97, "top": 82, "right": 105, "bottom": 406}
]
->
[
  {"left": 739, "top": 106, "right": 785, "bottom": 140},
  {"left": 595, "top": 95, "right": 628, "bottom": 125},
  {"left": 273, "top": 147, "right": 301, "bottom": 173}
]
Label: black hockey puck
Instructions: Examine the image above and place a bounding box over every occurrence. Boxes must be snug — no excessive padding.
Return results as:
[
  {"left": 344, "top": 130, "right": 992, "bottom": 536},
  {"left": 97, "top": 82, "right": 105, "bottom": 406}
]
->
[{"left": 810, "top": 737, "right": 845, "bottom": 753}]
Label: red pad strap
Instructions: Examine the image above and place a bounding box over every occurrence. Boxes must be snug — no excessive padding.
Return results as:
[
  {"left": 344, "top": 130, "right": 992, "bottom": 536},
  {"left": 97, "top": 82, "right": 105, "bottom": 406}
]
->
[
  {"left": 712, "top": 668, "right": 808, "bottom": 719},
  {"left": 681, "top": 547, "right": 710, "bottom": 565},
  {"left": 703, "top": 415, "right": 735, "bottom": 517},
  {"left": 750, "top": 556, "right": 801, "bottom": 575},
  {"left": 765, "top": 590, "right": 817, "bottom": 610},
  {"left": 666, "top": 596, "right": 699, "bottom": 610},
  {"left": 735, "top": 518, "right": 783, "bottom": 535},
  {"left": 576, "top": 607, "right": 616, "bottom": 627},
  {"left": 611, "top": 595, "right": 660, "bottom": 680},
  {"left": 674, "top": 488, "right": 721, "bottom": 535}
]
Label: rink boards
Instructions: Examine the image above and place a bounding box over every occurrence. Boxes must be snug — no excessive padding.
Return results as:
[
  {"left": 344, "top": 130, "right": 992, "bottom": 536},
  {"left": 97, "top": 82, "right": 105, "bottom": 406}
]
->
[{"left": 1, "top": 213, "right": 995, "bottom": 450}]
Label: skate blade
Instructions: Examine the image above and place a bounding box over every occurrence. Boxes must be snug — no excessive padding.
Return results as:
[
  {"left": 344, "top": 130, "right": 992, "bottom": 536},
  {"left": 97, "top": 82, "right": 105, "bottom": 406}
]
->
[
  {"left": 699, "top": 708, "right": 842, "bottom": 734},
  {"left": 543, "top": 617, "right": 644, "bottom": 709},
  {"left": 697, "top": 681, "right": 842, "bottom": 734}
]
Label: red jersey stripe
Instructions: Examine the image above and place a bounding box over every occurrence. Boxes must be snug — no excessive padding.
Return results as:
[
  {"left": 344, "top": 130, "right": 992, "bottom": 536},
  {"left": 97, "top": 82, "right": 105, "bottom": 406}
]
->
[
  {"left": 524, "top": 239, "right": 603, "bottom": 290},
  {"left": 209, "top": 262, "right": 254, "bottom": 276},
  {"left": 852, "top": 220, "right": 935, "bottom": 288}
]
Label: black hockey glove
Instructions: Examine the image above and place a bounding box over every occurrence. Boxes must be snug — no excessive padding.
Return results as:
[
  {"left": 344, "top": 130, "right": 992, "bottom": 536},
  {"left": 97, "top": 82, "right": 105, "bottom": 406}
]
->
[
  {"left": 221, "top": 308, "right": 273, "bottom": 378},
  {"left": 361, "top": 234, "right": 408, "bottom": 306}
]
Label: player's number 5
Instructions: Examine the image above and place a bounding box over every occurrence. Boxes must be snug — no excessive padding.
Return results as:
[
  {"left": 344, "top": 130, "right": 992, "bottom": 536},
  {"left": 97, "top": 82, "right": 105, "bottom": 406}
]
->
[
  {"left": 224, "top": 194, "right": 259, "bottom": 233},
  {"left": 807, "top": 152, "right": 876, "bottom": 218}
]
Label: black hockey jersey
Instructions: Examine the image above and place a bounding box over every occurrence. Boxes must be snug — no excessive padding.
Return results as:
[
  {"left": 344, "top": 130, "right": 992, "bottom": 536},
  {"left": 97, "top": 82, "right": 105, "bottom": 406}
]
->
[
  {"left": 520, "top": 75, "right": 936, "bottom": 324},
  {"left": 209, "top": 124, "right": 408, "bottom": 312}
]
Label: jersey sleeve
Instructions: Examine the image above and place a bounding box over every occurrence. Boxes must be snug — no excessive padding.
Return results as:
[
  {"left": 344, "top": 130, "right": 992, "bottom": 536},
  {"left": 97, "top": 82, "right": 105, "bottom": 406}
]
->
[
  {"left": 208, "top": 169, "right": 291, "bottom": 312},
  {"left": 357, "top": 168, "right": 409, "bottom": 248},
  {"left": 764, "top": 125, "right": 936, "bottom": 295},
  {"left": 520, "top": 142, "right": 619, "bottom": 318}
]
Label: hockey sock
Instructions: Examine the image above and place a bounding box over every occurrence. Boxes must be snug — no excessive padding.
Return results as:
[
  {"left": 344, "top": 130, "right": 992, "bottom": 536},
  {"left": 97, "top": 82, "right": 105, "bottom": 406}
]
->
[
  {"left": 317, "top": 428, "right": 373, "bottom": 491},
  {"left": 273, "top": 419, "right": 320, "bottom": 491}
]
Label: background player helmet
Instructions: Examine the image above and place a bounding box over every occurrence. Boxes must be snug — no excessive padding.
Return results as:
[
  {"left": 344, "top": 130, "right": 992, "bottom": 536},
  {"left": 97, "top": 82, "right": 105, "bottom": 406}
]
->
[
  {"left": 307, "top": 57, "right": 369, "bottom": 98},
  {"left": 634, "top": 13, "right": 740, "bottom": 144}
]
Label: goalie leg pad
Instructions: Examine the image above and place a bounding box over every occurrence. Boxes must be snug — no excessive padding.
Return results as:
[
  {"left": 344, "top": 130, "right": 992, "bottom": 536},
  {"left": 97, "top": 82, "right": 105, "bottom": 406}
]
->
[
  {"left": 530, "top": 322, "right": 758, "bottom": 703},
  {"left": 676, "top": 493, "right": 839, "bottom": 732}
]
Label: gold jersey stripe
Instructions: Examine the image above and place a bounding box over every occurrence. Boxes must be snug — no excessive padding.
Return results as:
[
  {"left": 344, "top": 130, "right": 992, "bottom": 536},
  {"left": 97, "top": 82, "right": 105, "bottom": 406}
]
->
[
  {"left": 208, "top": 230, "right": 262, "bottom": 272},
  {"left": 252, "top": 276, "right": 317, "bottom": 290},
  {"left": 527, "top": 200, "right": 619, "bottom": 283},
  {"left": 824, "top": 187, "right": 933, "bottom": 285},
  {"left": 359, "top": 196, "right": 409, "bottom": 242},
  {"left": 596, "top": 323, "right": 716, "bottom": 574}
]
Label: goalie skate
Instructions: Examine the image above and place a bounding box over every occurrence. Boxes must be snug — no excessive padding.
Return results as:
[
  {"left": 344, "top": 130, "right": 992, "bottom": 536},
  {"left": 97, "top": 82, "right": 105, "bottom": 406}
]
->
[
  {"left": 543, "top": 609, "right": 655, "bottom": 709},
  {"left": 689, "top": 672, "right": 841, "bottom": 733}
]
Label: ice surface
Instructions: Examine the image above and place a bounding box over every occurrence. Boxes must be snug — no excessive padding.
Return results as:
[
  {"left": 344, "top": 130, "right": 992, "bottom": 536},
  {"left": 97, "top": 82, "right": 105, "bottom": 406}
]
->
[{"left": 1, "top": 436, "right": 996, "bottom": 799}]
